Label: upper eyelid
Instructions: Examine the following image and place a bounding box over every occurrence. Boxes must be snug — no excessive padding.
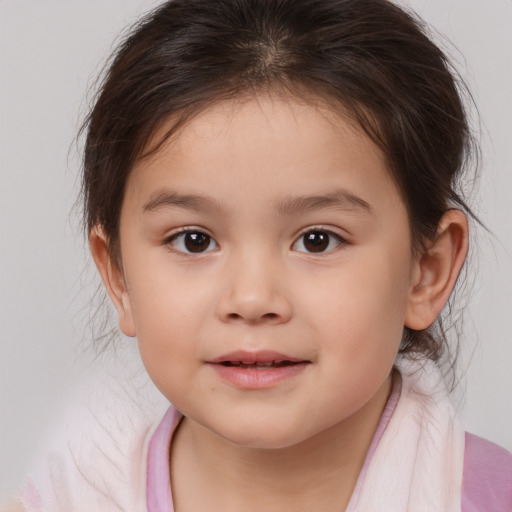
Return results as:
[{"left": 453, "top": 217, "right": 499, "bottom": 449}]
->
[
  {"left": 164, "top": 226, "right": 214, "bottom": 240},
  {"left": 294, "top": 225, "right": 348, "bottom": 241}
]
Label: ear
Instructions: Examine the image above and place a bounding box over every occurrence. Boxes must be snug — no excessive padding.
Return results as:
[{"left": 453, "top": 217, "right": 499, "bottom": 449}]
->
[
  {"left": 405, "top": 210, "right": 469, "bottom": 330},
  {"left": 89, "top": 227, "right": 136, "bottom": 337}
]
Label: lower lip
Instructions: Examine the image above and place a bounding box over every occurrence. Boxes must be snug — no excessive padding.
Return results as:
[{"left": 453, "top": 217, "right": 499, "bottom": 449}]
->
[{"left": 208, "top": 363, "right": 309, "bottom": 389}]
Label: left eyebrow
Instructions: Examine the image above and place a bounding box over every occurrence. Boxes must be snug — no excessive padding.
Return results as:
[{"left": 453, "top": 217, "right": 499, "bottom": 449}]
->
[{"left": 276, "top": 189, "right": 372, "bottom": 216}]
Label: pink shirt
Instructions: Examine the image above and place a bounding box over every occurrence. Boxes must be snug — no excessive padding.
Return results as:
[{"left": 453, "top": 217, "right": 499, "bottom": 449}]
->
[{"left": 146, "top": 376, "right": 512, "bottom": 511}]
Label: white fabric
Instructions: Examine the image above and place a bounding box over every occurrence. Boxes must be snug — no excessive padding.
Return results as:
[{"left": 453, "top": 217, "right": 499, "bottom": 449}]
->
[
  {"left": 17, "top": 348, "right": 169, "bottom": 512},
  {"left": 17, "top": 356, "right": 465, "bottom": 512},
  {"left": 348, "top": 358, "right": 465, "bottom": 512}
]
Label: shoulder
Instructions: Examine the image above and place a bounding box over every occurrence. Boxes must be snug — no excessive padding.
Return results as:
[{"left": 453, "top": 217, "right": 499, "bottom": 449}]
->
[
  {"left": 14, "top": 359, "right": 170, "bottom": 511},
  {"left": 462, "top": 432, "right": 512, "bottom": 512}
]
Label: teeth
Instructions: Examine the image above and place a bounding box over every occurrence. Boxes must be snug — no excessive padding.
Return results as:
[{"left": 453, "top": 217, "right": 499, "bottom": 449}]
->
[{"left": 221, "top": 360, "right": 298, "bottom": 368}]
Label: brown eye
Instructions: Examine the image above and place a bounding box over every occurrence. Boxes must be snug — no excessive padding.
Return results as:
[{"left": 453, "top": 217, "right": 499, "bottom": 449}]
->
[
  {"left": 304, "top": 232, "right": 328, "bottom": 252},
  {"left": 169, "top": 231, "right": 218, "bottom": 254},
  {"left": 292, "top": 230, "right": 343, "bottom": 253}
]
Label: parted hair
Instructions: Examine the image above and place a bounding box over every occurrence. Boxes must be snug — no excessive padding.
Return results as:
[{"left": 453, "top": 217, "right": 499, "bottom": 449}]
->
[{"left": 81, "top": 0, "right": 478, "bottom": 363}]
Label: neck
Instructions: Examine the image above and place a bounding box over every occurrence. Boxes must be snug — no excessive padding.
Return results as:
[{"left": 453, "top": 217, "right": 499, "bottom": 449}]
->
[{"left": 170, "top": 375, "right": 393, "bottom": 512}]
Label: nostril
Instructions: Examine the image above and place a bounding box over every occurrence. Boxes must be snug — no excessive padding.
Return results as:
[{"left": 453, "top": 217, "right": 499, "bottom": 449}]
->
[
  {"left": 217, "top": 293, "right": 292, "bottom": 324},
  {"left": 225, "top": 311, "right": 280, "bottom": 322}
]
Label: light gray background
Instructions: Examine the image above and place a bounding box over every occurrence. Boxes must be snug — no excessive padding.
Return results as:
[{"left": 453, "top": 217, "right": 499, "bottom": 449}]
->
[{"left": 1, "top": 0, "right": 511, "bottom": 496}]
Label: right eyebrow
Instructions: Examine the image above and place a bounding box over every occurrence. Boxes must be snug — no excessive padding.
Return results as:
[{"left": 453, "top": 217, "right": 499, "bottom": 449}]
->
[{"left": 142, "top": 190, "right": 230, "bottom": 215}]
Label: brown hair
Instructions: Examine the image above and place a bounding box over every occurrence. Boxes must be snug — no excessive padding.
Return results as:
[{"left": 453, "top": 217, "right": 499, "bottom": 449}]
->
[{"left": 81, "top": 0, "right": 479, "bottom": 362}]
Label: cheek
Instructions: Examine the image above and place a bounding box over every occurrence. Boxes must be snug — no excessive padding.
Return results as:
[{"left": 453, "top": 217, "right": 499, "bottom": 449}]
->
[
  {"left": 126, "top": 245, "right": 213, "bottom": 329},
  {"left": 301, "top": 249, "right": 411, "bottom": 364},
  {"left": 124, "top": 261, "right": 216, "bottom": 387}
]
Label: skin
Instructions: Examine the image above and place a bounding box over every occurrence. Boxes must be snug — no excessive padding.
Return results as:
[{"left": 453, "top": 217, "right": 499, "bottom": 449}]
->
[{"left": 91, "top": 94, "right": 468, "bottom": 511}]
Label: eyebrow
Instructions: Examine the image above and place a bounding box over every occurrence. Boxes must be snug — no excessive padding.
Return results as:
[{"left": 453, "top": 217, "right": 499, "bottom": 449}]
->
[
  {"left": 142, "top": 188, "right": 372, "bottom": 216},
  {"left": 143, "top": 190, "right": 230, "bottom": 215},
  {"left": 276, "top": 189, "right": 372, "bottom": 216}
]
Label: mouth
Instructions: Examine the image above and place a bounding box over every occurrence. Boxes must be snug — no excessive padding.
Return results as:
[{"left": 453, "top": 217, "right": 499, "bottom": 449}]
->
[
  {"left": 208, "top": 350, "right": 310, "bottom": 388},
  {"left": 209, "top": 350, "right": 309, "bottom": 367},
  {"left": 218, "top": 360, "right": 302, "bottom": 369}
]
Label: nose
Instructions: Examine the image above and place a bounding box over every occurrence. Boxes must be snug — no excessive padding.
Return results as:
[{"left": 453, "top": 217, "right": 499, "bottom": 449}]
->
[{"left": 215, "top": 252, "right": 292, "bottom": 325}]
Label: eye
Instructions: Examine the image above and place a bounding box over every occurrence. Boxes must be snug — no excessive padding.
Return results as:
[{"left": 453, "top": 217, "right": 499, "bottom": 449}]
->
[
  {"left": 292, "top": 230, "right": 344, "bottom": 253},
  {"left": 167, "top": 230, "right": 219, "bottom": 254}
]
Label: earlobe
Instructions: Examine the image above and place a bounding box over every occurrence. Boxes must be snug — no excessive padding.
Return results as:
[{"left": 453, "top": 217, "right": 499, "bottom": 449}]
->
[
  {"left": 405, "top": 210, "right": 469, "bottom": 330},
  {"left": 89, "top": 227, "right": 136, "bottom": 337}
]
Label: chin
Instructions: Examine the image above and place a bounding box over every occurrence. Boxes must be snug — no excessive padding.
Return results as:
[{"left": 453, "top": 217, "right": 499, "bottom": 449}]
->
[{"left": 214, "top": 420, "right": 312, "bottom": 450}]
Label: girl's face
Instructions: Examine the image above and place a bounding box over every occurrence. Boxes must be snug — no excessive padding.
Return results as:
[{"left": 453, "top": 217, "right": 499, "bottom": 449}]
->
[{"left": 115, "top": 95, "right": 419, "bottom": 448}]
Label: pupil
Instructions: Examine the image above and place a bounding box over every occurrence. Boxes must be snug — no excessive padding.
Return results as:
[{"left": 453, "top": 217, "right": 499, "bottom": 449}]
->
[
  {"left": 304, "top": 232, "right": 329, "bottom": 252},
  {"left": 184, "top": 232, "right": 210, "bottom": 253},
  {"left": 304, "top": 231, "right": 329, "bottom": 252}
]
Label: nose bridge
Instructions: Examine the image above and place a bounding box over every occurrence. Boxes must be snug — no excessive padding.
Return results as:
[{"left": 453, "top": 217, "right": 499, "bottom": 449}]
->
[{"left": 216, "top": 243, "right": 291, "bottom": 324}]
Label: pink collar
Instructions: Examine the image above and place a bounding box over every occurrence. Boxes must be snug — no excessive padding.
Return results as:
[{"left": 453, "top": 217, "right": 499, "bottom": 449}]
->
[{"left": 146, "top": 371, "right": 402, "bottom": 512}]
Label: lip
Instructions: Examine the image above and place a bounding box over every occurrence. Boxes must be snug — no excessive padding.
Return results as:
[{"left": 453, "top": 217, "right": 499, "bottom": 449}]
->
[
  {"left": 209, "top": 350, "right": 306, "bottom": 365},
  {"left": 207, "top": 350, "right": 310, "bottom": 389}
]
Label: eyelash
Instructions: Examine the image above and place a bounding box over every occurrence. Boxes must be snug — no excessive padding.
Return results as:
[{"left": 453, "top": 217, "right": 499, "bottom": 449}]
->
[
  {"left": 163, "top": 227, "right": 348, "bottom": 255},
  {"left": 292, "top": 228, "right": 347, "bottom": 254},
  {"left": 164, "top": 228, "right": 218, "bottom": 254}
]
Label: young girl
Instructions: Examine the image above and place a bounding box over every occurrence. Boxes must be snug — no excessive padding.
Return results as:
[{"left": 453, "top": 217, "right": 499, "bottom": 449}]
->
[{"left": 11, "top": 0, "right": 512, "bottom": 510}]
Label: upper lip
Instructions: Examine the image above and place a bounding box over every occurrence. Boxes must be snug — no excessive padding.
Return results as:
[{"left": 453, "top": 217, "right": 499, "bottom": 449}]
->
[{"left": 208, "top": 350, "right": 308, "bottom": 364}]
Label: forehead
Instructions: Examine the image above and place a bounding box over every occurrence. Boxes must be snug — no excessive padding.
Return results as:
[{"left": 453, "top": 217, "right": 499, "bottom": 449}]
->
[{"left": 125, "top": 94, "right": 402, "bottom": 217}]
